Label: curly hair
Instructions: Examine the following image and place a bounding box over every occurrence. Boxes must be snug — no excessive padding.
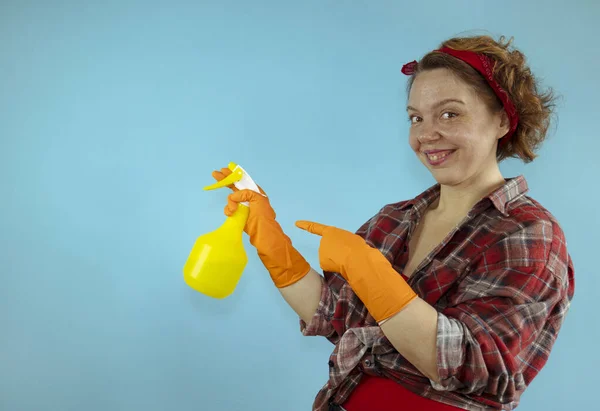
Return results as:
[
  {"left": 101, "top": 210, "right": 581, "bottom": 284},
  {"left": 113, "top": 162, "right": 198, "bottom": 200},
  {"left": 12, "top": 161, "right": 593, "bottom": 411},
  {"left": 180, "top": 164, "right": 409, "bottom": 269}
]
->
[{"left": 406, "top": 35, "right": 558, "bottom": 163}]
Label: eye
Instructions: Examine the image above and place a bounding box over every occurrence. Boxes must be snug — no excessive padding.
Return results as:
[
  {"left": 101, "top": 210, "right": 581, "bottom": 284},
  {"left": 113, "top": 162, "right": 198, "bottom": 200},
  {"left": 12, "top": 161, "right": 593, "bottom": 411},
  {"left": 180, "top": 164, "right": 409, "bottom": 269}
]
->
[
  {"left": 408, "top": 115, "right": 422, "bottom": 124},
  {"left": 441, "top": 112, "right": 458, "bottom": 119}
]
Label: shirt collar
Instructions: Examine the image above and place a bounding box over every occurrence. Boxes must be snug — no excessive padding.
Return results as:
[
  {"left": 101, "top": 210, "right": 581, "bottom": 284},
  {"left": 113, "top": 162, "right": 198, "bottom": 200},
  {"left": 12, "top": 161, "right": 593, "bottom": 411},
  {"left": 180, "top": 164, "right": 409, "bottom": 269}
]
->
[{"left": 486, "top": 175, "right": 529, "bottom": 216}]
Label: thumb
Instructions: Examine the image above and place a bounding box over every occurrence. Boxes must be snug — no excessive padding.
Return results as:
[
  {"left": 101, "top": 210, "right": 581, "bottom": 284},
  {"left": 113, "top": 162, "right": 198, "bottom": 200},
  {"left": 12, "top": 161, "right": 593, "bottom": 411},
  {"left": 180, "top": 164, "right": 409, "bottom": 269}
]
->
[{"left": 295, "top": 220, "right": 329, "bottom": 236}]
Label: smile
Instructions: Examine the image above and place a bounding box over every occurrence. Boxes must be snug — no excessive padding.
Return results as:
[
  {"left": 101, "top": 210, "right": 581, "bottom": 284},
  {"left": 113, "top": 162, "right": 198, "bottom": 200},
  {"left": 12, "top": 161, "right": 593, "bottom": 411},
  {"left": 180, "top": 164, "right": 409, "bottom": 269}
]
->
[{"left": 424, "top": 150, "right": 455, "bottom": 166}]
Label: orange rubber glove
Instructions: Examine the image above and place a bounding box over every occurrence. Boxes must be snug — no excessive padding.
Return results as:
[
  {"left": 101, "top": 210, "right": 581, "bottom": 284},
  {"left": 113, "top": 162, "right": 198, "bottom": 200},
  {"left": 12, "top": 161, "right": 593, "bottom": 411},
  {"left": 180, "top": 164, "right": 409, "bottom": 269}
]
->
[
  {"left": 212, "top": 168, "right": 310, "bottom": 288},
  {"left": 295, "top": 220, "right": 417, "bottom": 322}
]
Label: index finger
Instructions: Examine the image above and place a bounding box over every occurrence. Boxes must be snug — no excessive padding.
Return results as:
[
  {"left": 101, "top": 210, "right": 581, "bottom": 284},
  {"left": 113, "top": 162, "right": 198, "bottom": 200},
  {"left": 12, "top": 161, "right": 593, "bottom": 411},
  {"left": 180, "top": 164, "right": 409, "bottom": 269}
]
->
[
  {"left": 295, "top": 220, "right": 329, "bottom": 236},
  {"left": 212, "top": 168, "right": 238, "bottom": 191}
]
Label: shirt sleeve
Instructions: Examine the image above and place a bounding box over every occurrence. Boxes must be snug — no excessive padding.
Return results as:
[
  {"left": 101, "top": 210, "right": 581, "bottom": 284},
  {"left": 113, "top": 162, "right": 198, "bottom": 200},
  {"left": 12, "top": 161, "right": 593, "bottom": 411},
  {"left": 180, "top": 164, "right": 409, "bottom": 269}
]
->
[
  {"left": 299, "top": 273, "right": 339, "bottom": 344},
  {"left": 431, "top": 219, "right": 574, "bottom": 404}
]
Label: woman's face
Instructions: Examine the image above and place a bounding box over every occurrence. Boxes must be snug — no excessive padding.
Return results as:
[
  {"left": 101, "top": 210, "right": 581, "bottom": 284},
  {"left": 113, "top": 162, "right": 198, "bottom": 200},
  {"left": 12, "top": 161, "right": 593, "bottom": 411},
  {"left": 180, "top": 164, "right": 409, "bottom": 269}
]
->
[{"left": 407, "top": 68, "right": 509, "bottom": 187}]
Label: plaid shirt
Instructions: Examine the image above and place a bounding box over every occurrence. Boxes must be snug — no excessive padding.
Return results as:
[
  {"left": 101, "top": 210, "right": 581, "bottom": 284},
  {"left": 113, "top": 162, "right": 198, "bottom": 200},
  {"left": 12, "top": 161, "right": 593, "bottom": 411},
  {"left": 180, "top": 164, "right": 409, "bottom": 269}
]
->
[{"left": 300, "top": 176, "right": 575, "bottom": 410}]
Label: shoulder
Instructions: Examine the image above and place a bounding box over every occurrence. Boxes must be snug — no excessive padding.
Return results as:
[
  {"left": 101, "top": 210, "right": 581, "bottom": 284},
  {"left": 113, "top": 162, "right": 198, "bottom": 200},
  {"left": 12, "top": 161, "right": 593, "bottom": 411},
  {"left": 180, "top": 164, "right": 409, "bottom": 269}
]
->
[
  {"left": 354, "top": 201, "right": 408, "bottom": 244},
  {"left": 356, "top": 184, "right": 439, "bottom": 236},
  {"left": 457, "top": 194, "right": 575, "bottom": 305},
  {"left": 474, "top": 193, "right": 572, "bottom": 284},
  {"left": 355, "top": 199, "right": 414, "bottom": 236},
  {"left": 506, "top": 194, "right": 567, "bottom": 254}
]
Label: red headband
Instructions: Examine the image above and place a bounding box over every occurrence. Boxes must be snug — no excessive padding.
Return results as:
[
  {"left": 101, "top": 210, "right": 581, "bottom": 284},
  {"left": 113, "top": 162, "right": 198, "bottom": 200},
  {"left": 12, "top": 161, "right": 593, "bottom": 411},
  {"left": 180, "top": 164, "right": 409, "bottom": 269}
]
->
[{"left": 401, "top": 47, "right": 519, "bottom": 143}]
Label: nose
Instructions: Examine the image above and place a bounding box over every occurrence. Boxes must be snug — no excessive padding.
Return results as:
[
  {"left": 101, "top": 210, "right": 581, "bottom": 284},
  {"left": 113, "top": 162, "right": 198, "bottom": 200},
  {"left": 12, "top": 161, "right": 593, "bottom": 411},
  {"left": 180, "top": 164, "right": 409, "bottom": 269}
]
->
[{"left": 417, "top": 122, "right": 441, "bottom": 144}]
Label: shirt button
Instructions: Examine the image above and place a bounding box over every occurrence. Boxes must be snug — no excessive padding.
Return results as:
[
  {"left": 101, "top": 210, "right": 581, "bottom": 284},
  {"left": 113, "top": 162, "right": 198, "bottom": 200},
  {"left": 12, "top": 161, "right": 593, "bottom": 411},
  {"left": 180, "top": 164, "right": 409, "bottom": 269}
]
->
[{"left": 328, "top": 360, "right": 334, "bottom": 368}]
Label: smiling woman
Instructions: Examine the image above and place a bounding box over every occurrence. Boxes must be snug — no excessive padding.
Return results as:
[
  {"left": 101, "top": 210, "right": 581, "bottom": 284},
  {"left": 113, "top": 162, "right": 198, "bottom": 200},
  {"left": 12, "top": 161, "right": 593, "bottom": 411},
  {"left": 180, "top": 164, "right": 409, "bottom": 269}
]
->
[
  {"left": 405, "top": 37, "right": 554, "bottom": 164},
  {"left": 214, "top": 34, "right": 574, "bottom": 411}
]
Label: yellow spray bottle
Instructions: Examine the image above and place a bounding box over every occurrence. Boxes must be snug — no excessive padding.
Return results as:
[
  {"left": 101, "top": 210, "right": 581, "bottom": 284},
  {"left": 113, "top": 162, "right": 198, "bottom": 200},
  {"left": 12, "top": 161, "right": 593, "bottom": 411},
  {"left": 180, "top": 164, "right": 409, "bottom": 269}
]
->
[{"left": 183, "top": 162, "right": 261, "bottom": 298}]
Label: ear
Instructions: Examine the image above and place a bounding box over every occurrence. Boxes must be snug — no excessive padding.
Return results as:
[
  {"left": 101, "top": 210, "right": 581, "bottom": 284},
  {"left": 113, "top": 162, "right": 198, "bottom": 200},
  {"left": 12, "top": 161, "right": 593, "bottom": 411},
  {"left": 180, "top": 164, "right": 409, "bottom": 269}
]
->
[{"left": 496, "top": 110, "right": 511, "bottom": 140}]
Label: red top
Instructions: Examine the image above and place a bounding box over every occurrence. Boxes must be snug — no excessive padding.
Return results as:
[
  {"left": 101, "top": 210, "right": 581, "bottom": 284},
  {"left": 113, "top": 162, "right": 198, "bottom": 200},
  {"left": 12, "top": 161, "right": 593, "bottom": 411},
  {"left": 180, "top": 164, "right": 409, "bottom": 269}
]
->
[
  {"left": 342, "top": 374, "right": 463, "bottom": 410},
  {"left": 343, "top": 274, "right": 462, "bottom": 410}
]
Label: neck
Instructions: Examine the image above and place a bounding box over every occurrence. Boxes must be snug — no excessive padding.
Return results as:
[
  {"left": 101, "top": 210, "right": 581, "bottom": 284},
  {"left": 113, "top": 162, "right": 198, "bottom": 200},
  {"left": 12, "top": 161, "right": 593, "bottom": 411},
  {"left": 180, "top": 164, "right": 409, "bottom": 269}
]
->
[{"left": 433, "top": 164, "right": 505, "bottom": 219}]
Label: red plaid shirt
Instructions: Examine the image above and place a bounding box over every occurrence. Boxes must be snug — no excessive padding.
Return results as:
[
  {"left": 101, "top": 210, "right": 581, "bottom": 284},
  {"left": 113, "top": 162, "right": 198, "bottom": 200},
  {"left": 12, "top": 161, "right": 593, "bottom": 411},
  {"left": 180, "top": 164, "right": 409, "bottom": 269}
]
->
[{"left": 300, "top": 176, "right": 575, "bottom": 410}]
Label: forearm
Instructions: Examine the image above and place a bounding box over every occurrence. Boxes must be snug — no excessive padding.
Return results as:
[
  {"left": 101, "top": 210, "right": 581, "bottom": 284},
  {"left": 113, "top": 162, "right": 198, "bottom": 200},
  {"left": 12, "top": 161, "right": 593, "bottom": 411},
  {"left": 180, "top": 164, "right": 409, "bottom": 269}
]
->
[
  {"left": 379, "top": 297, "right": 441, "bottom": 383},
  {"left": 278, "top": 266, "right": 323, "bottom": 324}
]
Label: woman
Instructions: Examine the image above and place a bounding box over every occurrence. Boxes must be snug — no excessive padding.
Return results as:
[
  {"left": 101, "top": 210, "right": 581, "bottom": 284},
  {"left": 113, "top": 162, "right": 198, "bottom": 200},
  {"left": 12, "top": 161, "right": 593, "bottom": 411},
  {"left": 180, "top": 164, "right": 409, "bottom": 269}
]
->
[{"left": 213, "top": 35, "right": 575, "bottom": 410}]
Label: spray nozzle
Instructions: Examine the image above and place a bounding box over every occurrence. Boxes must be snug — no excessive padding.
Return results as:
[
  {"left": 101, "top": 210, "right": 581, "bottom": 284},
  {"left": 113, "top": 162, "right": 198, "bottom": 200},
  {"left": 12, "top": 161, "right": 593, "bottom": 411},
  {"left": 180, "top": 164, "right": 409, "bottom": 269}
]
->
[{"left": 203, "top": 162, "right": 262, "bottom": 198}]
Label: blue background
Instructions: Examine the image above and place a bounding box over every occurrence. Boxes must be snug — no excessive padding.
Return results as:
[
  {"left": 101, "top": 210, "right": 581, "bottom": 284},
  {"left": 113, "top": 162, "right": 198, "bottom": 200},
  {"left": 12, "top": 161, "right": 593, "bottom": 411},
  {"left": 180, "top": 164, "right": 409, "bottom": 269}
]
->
[{"left": 1, "top": 1, "right": 597, "bottom": 410}]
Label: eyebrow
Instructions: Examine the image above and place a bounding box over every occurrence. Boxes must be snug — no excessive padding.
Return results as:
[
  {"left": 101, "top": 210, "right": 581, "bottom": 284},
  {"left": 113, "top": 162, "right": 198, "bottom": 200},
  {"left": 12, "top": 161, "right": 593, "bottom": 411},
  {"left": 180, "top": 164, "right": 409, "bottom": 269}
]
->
[{"left": 406, "top": 98, "right": 466, "bottom": 112}]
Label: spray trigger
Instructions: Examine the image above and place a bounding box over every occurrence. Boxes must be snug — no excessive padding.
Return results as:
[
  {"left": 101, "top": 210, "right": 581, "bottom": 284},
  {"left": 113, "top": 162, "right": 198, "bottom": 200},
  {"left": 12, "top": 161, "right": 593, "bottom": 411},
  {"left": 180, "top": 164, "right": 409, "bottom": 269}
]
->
[{"left": 203, "top": 162, "right": 244, "bottom": 191}]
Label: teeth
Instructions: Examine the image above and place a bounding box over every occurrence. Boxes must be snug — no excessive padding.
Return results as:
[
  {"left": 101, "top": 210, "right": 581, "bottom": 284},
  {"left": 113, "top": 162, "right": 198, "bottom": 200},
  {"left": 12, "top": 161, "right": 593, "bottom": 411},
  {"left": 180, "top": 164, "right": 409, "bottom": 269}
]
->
[{"left": 428, "top": 151, "right": 451, "bottom": 161}]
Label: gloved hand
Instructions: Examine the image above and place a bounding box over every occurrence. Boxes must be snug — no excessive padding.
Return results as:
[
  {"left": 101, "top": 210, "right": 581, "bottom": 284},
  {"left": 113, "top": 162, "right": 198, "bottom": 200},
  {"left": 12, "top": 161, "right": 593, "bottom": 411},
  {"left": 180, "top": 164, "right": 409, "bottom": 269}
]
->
[
  {"left": 295, "top": 220, "right": 417, "bottom": 322},
  {"left": 211, "top": 168, "right": 311, "bottom": 288}
]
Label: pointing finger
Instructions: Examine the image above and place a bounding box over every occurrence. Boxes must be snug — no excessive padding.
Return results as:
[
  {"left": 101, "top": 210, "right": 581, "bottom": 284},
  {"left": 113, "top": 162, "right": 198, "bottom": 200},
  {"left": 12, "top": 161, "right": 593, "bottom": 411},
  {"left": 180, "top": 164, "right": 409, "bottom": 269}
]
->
[{"left": 295, "top": 220, "right": 329, "bottom": 236}]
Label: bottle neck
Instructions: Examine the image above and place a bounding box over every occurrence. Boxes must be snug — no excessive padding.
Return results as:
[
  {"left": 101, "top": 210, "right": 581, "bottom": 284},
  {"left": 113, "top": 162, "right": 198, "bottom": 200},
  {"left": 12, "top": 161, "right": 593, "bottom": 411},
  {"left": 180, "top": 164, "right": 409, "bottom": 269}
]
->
[{"left": 223, "top": 204, "right": 250, "bottom": 232}]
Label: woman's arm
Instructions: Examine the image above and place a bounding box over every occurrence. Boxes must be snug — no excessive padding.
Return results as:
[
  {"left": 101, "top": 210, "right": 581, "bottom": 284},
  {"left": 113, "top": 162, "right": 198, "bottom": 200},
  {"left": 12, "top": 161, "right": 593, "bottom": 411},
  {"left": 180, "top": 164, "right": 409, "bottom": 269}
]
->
[
  {"left": 278, "top": 266, "right": 323, "bottom": 324},
  {"left": 220, "top": 186, "right": 335, "bottom": 334},
  {"left": 379, "top": 298, "right": 441, "bottom": 382},
  {"left": 422, "top": 258, "right": 572, "bottom": 399}
]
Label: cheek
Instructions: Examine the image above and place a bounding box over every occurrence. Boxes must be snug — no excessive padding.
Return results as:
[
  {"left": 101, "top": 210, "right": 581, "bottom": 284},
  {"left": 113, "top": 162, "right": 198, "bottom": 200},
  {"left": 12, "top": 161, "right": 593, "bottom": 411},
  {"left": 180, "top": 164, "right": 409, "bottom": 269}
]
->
[
  {"left": 446, "top": 126, "right": 491, "bottom": 155},
  {"left": 408, "top": 129, "right": 420, "bottom": 151},
  {"left": 441, "top": 122, "right": 471, "bottom": 144}
]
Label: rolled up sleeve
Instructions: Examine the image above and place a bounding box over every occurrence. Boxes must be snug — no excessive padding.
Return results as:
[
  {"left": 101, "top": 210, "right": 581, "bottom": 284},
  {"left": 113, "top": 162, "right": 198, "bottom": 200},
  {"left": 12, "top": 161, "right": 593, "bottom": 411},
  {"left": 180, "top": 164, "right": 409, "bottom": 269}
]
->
[
  {"left": 299, "top": 274, "right": 339, "bottom": 344},
  {"left": 432, "top": 312, "right": 475, "bottom": 392}
]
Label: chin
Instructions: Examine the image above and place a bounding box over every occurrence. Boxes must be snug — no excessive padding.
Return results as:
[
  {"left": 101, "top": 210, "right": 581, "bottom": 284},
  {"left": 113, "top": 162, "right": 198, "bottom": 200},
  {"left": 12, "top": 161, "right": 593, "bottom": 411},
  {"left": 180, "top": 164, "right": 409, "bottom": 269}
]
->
[
  {"left": 418, "top": 152, "right": 472, "bottom": 187},
  {"left": 429, "top": 169, "right": 466, "bottom": 186}
]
